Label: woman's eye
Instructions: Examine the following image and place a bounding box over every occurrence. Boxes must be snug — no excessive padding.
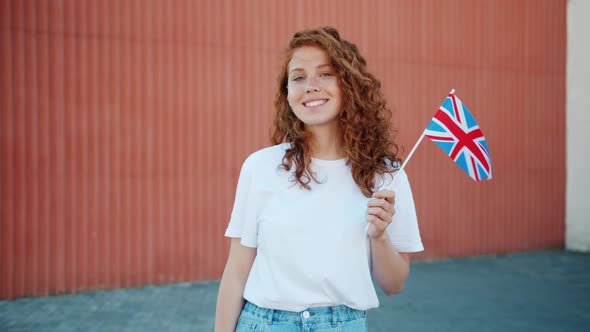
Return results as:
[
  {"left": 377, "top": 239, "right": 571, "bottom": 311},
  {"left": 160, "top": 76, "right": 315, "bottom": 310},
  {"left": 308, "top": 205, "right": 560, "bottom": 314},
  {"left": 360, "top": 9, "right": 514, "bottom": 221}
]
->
[
  {"left": 320, "top": 72, "right": 333, "bottom": 78},
  {"left": 292, "top": 76, "right": 304, "bottom": 82}
]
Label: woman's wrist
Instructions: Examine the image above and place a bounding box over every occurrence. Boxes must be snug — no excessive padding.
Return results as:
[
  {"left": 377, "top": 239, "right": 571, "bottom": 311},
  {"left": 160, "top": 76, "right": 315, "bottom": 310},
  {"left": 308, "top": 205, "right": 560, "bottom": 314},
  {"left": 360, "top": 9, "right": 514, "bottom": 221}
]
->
[{"left": 369, "top": 231, "right": 390, "bottom": 244}]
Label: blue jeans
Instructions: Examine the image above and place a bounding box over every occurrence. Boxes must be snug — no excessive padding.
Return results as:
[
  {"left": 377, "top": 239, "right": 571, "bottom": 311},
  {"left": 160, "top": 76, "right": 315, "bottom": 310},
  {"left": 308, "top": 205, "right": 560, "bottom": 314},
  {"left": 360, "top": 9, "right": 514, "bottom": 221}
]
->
[{"left": 235, "top": 301, "right": 368, "bottom": 332}]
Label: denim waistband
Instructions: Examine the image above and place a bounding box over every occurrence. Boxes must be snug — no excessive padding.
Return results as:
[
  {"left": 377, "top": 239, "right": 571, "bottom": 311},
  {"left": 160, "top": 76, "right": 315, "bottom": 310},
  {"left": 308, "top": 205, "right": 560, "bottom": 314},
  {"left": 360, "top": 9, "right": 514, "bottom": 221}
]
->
[{"left": 243, "top": 301, "right": 366, "bottom": 325}]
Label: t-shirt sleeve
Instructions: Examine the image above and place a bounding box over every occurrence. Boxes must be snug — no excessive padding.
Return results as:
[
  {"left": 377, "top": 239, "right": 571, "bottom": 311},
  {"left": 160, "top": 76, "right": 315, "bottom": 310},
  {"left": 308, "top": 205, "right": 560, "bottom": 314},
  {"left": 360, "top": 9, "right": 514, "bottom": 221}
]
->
[
  {"left": 224, "top": 157, "right": 259, "bottom": 248},
  {"left": 382, "top": 169, "right": 424, "bottom": 253}
]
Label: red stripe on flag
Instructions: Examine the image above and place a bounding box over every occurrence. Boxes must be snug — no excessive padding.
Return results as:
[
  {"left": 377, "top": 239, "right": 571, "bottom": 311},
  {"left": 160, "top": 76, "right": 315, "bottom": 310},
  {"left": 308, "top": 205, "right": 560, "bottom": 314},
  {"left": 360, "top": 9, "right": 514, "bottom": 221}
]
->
[
  {"left": 450, "top": 94, "right": 462, "bottom": 124},
  {"left": 424, "top": 134, "right": 455, "bottom": 142},
  {"left": 470, "top": 156, "right": 480, "bottom": 181}
]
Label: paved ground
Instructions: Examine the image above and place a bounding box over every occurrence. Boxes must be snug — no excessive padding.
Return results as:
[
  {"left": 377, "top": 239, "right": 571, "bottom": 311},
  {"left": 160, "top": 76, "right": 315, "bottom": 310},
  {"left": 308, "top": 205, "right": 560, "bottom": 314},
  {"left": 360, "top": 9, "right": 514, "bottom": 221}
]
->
[{"left": 1, "top": 250, "right": 588, "bottom": 332}]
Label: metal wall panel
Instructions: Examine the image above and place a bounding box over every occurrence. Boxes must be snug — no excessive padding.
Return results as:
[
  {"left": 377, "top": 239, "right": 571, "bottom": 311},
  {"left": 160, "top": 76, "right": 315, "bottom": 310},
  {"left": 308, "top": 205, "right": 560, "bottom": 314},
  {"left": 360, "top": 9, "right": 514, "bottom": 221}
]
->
[{"left": 0, "top": 0, "right": 566, "bottom": 299}]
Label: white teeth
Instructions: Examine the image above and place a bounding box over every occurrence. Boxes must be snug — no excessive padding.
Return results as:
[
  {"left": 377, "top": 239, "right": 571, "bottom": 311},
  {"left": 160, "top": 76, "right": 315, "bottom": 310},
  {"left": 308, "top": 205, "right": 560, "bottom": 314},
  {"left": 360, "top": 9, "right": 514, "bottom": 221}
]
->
[{"left": 305, "top": 100, "right": 327, "bottom": 107}]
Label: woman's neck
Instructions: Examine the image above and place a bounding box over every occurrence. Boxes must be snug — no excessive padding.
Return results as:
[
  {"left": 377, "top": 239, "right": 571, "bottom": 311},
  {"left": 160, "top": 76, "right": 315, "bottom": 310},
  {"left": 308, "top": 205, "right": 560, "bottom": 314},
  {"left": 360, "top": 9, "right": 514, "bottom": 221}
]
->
[{"left": 307, "top": 125, "right": 345, "bottom": 160}]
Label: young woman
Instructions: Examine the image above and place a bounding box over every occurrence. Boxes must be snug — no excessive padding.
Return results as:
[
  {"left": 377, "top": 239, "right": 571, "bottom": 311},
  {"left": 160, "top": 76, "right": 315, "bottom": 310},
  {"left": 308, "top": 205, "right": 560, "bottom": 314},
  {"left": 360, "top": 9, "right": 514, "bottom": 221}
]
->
[{"left": 215, "top": 26, "right": 423, "bottom": 332}]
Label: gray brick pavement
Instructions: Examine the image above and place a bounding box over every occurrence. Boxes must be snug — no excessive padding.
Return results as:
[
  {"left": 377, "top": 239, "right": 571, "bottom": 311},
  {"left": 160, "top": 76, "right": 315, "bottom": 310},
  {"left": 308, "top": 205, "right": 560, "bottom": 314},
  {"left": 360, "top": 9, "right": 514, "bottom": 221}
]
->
[{"left": 1, "top": 250, "right": 588, "bottom": 331}]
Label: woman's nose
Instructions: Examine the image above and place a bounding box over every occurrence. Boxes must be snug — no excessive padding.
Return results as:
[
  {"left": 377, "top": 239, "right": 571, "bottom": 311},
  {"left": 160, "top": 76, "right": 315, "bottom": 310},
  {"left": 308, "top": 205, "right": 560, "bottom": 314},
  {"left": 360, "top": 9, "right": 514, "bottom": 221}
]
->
[{"left": 304, "top": 77, "right": 320, "bottom": 93}]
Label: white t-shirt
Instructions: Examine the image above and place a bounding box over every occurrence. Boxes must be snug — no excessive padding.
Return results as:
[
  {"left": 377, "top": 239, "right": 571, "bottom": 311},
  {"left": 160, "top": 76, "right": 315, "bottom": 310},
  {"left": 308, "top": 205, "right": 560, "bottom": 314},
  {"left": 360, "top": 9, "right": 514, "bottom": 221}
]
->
[{"left": 225, "top": 143, "right": 423, "bottom": 311}]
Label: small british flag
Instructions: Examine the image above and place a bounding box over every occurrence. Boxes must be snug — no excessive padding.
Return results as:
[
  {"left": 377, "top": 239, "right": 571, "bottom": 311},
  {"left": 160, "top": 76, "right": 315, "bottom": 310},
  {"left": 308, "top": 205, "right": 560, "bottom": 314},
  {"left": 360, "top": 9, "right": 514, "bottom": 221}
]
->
[{"left": 424, "top": 90, "right": 492, "bottom": 181}]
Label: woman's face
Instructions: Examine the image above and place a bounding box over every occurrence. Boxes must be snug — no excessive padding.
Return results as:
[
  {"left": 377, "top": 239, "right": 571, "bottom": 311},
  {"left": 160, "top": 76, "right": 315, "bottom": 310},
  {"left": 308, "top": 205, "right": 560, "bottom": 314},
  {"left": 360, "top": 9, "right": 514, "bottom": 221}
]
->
[{"left": 286, "top": 46, "right": 342, "bottom": 132}]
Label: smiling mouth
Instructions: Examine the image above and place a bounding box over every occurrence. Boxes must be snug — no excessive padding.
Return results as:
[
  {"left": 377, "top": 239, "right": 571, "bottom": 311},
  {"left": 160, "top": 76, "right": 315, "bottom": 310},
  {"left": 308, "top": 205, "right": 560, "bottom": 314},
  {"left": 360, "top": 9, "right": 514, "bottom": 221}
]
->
[{"left": 303, "top": 99, "right": 328, "bottom": 108}]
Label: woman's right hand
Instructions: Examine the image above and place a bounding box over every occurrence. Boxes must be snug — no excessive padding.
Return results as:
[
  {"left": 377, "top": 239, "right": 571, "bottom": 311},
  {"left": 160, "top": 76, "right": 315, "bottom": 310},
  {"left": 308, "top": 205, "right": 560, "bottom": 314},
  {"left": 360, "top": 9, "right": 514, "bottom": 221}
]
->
[{"left": 214, "top": 238, "right": 256, "bottom": 332}]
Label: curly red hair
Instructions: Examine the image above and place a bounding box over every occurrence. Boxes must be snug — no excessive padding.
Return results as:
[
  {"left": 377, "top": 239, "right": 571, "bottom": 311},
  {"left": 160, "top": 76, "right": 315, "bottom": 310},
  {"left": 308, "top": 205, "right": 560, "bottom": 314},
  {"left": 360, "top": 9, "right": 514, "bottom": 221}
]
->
[{"left": 271, "top": 26, "right": 402, "bottom": 197}]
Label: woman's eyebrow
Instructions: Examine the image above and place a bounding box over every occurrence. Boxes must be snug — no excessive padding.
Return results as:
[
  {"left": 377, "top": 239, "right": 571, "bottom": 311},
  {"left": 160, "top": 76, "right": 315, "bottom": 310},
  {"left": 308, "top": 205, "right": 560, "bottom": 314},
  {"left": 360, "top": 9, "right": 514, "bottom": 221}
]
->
[
  {"left": 288, "top": 68, "right": 304, "bottom": 74},
  {"left": 289, "top": 64, "right": 332, "bottom": 74}
]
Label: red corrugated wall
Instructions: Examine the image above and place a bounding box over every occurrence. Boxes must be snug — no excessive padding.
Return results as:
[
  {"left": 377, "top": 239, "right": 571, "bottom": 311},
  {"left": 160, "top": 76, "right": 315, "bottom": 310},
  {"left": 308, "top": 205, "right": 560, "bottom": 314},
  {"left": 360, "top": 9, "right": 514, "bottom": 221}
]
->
[{"left": 0, "top": 0, "right": 566, "bottom": 299}]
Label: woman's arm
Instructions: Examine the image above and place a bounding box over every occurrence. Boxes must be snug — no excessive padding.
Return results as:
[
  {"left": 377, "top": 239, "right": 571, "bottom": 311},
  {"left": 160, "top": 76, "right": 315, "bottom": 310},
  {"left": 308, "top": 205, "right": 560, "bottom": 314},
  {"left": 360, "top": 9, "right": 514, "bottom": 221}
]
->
[
  {"left": 366, "top": 190, "right": 411, "bottom": 295},
  {"left": 370, "top": 234, "right": 410, "bottom": 295},
  {"left": 214, "top": 238, "right": 257, "bottom": 332}
]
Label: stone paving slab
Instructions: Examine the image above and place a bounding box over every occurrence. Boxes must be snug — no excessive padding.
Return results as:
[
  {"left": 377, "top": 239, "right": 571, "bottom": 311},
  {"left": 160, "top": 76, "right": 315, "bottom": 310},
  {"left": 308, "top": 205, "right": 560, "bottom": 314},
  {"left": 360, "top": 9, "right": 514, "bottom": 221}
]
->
[{"left": 1, "top": 250, "right": 588, "bottom": 331}]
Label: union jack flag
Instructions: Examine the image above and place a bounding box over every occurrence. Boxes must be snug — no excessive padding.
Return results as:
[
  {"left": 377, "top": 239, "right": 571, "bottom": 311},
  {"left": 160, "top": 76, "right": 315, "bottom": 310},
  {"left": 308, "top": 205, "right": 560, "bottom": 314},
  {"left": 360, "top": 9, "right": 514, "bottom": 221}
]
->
[{"left": 424, "top": 91, "right": 492, "bottom": 181}]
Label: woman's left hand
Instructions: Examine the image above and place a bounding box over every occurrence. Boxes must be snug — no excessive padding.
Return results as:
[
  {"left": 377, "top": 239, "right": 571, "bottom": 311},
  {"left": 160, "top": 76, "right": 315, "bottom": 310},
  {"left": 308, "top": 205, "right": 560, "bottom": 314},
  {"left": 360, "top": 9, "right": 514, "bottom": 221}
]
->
[{"left": 366, "top": 190, "right": 396, "bottom": 240}]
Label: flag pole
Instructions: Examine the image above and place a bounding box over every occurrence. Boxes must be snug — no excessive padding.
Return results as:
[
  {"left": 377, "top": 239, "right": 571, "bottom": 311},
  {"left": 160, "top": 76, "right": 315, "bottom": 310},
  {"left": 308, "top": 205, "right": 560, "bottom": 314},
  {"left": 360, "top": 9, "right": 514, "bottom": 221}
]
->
[
  {"left": 398, "top": 133, "right": 425, "bottom": 172},
  {"left": 365, "top": 132, "right": 425, "bottom": 233}
]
